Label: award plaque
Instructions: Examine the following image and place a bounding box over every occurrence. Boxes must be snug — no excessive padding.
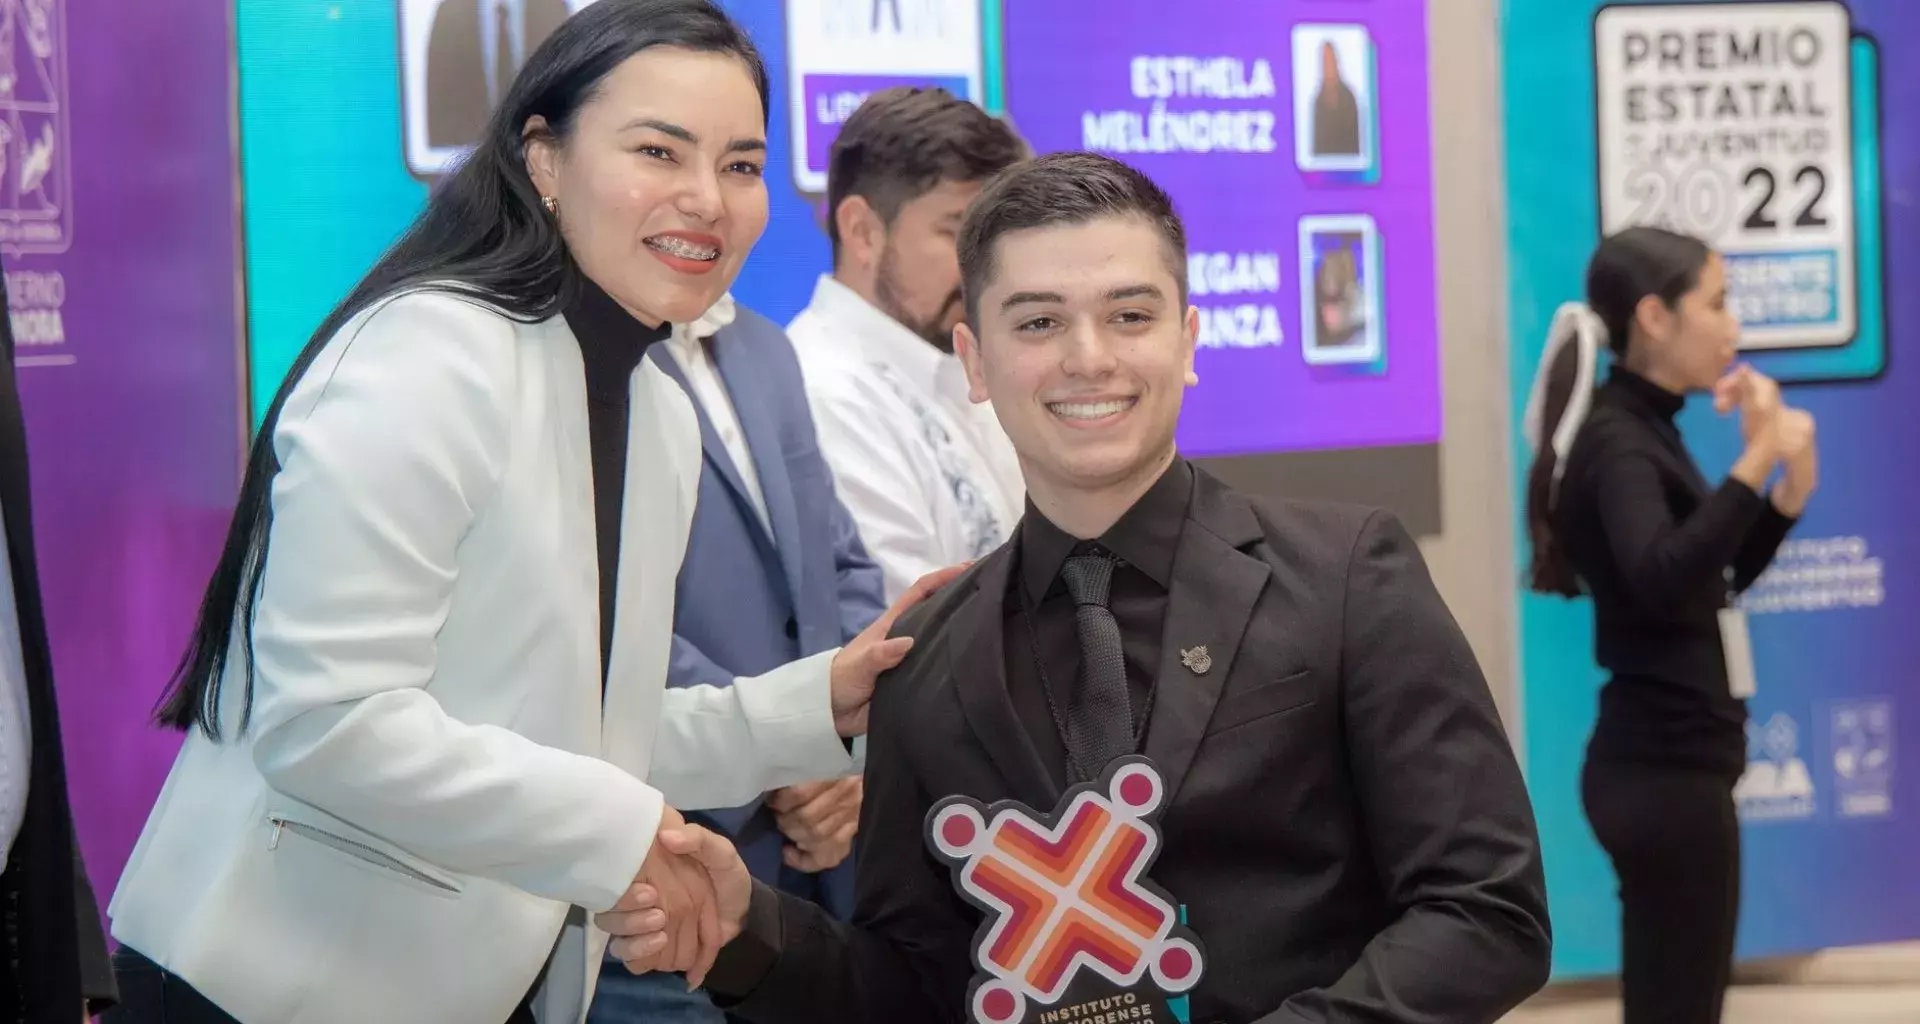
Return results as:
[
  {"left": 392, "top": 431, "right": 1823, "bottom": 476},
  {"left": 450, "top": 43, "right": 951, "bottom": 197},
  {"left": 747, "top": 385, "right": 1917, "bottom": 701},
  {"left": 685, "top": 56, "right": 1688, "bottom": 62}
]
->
[{"left": 925, "top": 757, "right": 1206, "bottom": 1024}]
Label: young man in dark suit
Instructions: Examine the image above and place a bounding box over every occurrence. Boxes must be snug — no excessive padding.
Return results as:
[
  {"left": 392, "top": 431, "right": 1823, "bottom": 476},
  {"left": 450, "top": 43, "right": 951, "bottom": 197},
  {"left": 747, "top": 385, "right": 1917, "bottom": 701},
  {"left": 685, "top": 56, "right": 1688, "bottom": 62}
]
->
[{"left": 605, "top": 152, "right": 1552, "bottom": 1024}]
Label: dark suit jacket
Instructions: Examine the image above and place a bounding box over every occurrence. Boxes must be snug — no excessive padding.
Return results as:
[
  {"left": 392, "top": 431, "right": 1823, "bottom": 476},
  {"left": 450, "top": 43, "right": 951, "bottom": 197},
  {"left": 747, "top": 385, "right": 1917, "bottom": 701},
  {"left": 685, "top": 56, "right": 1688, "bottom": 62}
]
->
[
  {"left": 648, "top": 305, "right": 886, "bottom": 915},
  {"left": 0, "top": 290, "right": 116, "bottom": 1021},
  {"left": 717, "top": 468, "right": 1550, "bottom": 1024}
]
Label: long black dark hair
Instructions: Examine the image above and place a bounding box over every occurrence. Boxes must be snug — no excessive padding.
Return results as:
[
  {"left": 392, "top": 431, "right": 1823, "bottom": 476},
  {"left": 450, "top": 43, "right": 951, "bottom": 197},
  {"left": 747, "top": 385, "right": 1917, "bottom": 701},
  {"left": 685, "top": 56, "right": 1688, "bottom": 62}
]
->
[
  {"left": 156, "top": 0, "right": 770, "bottom": 739},
  {"left": 1525, "top": 226, "right": 1711, "bottom": 597}
]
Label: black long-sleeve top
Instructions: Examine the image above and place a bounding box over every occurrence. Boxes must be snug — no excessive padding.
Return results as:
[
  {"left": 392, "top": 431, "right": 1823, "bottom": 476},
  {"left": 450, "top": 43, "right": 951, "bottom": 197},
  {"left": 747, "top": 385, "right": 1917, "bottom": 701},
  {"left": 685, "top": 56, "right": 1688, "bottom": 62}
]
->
[
  {"left": 562, "top": 278, "right": 672, "bottom": 682},
  {"left": 1553, "top": 369, "right": 1798, "bottom": 777}
]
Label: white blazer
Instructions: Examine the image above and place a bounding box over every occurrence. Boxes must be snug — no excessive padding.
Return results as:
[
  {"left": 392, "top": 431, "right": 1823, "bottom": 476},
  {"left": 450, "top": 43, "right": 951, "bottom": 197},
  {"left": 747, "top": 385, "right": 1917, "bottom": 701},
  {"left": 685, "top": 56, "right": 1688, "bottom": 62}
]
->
[{"left": 108, "top": 291, "right": 854, "bottom": 1024}]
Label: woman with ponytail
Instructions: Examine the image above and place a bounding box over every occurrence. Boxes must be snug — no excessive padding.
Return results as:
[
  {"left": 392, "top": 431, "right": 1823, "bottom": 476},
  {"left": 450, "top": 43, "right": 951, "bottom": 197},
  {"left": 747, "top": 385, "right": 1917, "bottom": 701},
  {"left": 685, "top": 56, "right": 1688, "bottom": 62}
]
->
[{"left": 1524, "top": 226, "right": 1818, "bottom": 1023}]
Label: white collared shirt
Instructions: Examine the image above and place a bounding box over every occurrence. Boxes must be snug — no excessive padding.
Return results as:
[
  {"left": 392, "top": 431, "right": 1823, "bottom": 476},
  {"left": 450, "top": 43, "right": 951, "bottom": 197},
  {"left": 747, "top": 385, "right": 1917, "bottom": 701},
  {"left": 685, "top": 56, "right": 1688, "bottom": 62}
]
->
[
  {"left": 0, "top": 497, "right": 30, "bottom": 873},
  {"left": 788, "top": 275, "right": 1024, "bottom": 602},
  {"left": 662, "top": 295, "right": 772, "bottom": 535}
]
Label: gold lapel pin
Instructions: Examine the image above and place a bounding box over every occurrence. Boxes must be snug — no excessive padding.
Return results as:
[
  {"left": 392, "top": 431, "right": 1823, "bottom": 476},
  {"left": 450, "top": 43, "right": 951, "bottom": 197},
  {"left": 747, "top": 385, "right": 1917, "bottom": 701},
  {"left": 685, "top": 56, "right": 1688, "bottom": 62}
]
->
[{"left": 1180, "top": 645, "right": 1212, "bottom": 675}]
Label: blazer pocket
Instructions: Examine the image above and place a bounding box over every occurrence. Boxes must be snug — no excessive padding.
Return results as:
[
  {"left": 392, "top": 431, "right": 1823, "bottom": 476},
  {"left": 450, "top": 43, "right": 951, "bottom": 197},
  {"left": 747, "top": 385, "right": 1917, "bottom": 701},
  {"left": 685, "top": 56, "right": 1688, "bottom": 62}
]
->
[
  {"left": 266, "top": 813, "right": 464, "bottom": 900},
  {"left": 1206, "top": 669, "right": 1316, "bottom": 736}
]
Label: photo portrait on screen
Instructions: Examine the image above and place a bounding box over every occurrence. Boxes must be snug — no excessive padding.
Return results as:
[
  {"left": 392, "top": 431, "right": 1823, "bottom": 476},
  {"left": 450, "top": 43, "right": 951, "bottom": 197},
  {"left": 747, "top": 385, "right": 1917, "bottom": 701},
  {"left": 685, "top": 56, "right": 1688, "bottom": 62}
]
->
[
  {"left": 1292, "top": 23, "right": 1377, "bottom": 174},
  {"left": 1298, "top": 213, "right": 1383, "bottom": 366},
  {"left": 399, "top": 0, "right": 579, "bottom": 177}
]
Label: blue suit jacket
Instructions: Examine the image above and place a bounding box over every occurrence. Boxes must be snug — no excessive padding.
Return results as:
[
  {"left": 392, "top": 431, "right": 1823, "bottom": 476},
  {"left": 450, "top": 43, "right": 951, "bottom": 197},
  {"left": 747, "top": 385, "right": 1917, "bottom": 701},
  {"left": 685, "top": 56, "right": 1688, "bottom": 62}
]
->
[{"left": 649, "top": 304, "right": 886, "bottom": 919}]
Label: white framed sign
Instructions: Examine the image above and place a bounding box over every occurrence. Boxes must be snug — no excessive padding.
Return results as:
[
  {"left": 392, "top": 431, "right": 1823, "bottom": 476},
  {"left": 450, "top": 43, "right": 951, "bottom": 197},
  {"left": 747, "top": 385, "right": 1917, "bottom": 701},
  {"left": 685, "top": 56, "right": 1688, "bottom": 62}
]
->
[
  {"left": 1593, "top": 1, "right": 1856, "bottom": 350},
  {"left": 784, "top": 0, "right": 984, "bottom": 195},
  {"left": 397, "top": 0, "right": 596, "bottom": 178}
]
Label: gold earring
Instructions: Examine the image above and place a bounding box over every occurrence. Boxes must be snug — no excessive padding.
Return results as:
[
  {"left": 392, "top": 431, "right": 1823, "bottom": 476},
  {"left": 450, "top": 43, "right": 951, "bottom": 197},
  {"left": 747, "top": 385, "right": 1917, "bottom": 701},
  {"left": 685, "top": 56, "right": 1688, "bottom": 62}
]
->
[{"left": 541, "top": 196, "right": 559, "bottom": 217}]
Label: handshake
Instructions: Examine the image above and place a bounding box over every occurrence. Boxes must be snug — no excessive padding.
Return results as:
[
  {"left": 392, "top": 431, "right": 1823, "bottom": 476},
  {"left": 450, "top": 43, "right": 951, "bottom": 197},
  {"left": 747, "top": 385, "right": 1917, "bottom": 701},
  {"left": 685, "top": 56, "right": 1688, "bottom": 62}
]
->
[
  {"left": 596, "top": 805, "right": 752, "bottom": 989},
  {"left": 594, "top": 779, "right": 864, "bottom": 989},
  {"left": 595, "top": 564, "right": 972, "bottom": 988}
]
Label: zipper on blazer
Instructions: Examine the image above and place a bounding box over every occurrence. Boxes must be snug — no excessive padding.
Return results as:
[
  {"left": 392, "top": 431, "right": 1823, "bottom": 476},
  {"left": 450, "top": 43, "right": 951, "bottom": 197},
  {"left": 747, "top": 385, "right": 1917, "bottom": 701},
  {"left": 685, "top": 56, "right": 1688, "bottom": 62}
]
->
[{"left": 267, "top": 816, "right": 460, "bottom": 894}]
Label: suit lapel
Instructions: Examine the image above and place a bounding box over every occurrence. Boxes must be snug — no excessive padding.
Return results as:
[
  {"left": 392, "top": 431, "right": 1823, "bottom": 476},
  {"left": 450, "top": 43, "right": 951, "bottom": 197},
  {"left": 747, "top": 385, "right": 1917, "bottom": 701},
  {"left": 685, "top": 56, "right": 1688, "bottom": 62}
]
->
[
  {"left": 712, "top": 331, "right": 805, "bottom": 603},
  {"left": 949, "top": 540, "right": 1058, "bottom": 809},
  {"left": 549, "top": 333, "right": 603, "bottom": 694},
  {"left": 1143, "top": 470, "right": 1270, "bottom": 802},
  {"left": 649, "top": 345, "right": 780, "bottom": 552},
  {"left": 601, "top": 362, "right": 699, "bottom": 768}
]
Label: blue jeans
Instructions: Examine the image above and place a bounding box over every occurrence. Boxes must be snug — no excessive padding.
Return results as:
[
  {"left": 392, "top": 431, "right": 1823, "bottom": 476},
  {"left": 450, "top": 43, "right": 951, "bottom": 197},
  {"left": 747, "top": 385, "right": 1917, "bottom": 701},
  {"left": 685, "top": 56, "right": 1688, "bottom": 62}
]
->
[{"left": 587, "top": 953, "right": 727, "bottom": 1024}]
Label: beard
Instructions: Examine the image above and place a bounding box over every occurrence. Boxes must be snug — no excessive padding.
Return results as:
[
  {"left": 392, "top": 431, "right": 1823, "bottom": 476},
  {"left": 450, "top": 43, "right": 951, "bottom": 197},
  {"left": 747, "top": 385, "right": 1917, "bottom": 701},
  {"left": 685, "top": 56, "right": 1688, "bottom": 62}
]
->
[{"left": 874, "top": 247, "right": 963, "bottom": 353}]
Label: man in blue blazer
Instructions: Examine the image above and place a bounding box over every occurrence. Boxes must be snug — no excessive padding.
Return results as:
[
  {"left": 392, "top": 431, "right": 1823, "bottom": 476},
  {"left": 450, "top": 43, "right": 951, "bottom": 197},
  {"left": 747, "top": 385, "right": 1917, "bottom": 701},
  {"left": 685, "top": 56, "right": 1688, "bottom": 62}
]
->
[{"left": 587, "top": 295, "right": 888, "bottom": 1024}]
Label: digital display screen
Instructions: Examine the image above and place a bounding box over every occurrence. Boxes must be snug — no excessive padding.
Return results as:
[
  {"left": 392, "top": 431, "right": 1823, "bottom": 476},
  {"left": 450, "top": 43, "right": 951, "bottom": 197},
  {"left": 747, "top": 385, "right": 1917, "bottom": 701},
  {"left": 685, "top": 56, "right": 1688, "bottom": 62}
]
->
[
  {"left": 241, "top": 0, "right": 1439, "bottom": 466},
  {"left": 998, "top": 2, "right": 1440, "bottom": 457}
]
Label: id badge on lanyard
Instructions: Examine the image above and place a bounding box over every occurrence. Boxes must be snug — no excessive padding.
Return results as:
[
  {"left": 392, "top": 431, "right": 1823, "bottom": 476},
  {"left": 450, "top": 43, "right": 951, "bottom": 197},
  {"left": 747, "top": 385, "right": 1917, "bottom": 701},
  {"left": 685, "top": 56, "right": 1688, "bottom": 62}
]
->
[{"left": 1720, "top": 568, "right": 1757, "bottom": 700}]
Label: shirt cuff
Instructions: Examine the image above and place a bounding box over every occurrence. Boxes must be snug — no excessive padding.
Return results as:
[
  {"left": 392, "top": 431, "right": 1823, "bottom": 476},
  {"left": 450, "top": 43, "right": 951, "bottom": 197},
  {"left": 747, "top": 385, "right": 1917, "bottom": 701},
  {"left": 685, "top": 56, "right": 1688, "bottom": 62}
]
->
[
  {"left": 1761, "top": 492, "right": 1802, "bottom": 526},
  {"left": 705, "top": 878, "right": 785, "bottom": 1002},
  {"left": 1719, "top": 476, "right": 1766, "bottom": 506},
  {"left": 736, "top": 650, "right": 855, "bottom": 788}
]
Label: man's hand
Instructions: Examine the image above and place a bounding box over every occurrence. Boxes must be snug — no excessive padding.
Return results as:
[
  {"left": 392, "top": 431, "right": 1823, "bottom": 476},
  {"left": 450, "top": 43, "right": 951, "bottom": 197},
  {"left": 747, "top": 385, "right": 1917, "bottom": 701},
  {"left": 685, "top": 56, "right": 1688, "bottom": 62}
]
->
[
  {"left": 600, "top": 822, "right": 753, "bottom": 988},
  {"left": 830, "top": 565, "right": 969, "bottom": 736},
  {"left": 596, "top": 807, "right": 721, "bottom": 989},
  {"left": 769, "top": 776, "right": 862, "bottom": 872}
]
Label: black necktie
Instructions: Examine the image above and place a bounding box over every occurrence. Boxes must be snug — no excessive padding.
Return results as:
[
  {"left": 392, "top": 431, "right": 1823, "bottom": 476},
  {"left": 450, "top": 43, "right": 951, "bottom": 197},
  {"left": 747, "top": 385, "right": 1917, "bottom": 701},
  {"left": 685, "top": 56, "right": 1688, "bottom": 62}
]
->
[{"left": 1060, "top": 551, "right": 1133, "bottom": 783}]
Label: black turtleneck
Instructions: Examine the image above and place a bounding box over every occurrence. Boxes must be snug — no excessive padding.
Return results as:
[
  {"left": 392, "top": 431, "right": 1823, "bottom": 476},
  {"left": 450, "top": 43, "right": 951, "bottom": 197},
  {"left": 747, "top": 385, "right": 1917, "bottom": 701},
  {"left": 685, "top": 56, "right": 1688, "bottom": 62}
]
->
[
  {"left": 562, "top": 280, "right": 672, "bottom": 682},
  {"left": 1553, "top": 369, "right": 1798, "bottom": 776}
]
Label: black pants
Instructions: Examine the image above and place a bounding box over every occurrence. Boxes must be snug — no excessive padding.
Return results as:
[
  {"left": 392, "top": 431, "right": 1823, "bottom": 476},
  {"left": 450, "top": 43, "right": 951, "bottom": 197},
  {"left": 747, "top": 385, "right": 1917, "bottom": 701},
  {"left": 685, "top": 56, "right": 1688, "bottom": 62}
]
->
[
  {"left": 103, "top": 947, "right": 539, "bottom": 1024},
  {"left": 1582, "top": 759, "right": 1741, "bottom": 1024}
]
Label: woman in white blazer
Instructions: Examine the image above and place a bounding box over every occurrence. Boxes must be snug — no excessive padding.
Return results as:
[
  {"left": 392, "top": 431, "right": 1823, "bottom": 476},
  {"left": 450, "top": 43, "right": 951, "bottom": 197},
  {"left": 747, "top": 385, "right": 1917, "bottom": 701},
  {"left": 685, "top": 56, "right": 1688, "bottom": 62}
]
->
[{"left": 101, "top": 4, "right": 938, "bottom": 1023}]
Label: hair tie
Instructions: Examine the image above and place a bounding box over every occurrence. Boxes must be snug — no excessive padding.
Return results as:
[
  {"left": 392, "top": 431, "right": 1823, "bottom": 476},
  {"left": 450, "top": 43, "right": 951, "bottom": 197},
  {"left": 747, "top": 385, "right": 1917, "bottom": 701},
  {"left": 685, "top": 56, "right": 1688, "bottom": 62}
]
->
[{"left": 1522, "top": 302, "right": 1605, "bottom": 504}]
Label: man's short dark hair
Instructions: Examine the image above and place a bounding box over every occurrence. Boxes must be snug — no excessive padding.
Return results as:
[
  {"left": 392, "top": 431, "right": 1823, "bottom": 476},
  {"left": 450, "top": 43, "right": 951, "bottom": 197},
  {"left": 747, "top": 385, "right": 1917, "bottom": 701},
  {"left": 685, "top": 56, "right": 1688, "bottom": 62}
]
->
[
  {"left": 957, "top": 152, "right": 1189, "bottom": 324},
  {"left": 825, "top": 87, "right": 1025, "bottom": 260}
]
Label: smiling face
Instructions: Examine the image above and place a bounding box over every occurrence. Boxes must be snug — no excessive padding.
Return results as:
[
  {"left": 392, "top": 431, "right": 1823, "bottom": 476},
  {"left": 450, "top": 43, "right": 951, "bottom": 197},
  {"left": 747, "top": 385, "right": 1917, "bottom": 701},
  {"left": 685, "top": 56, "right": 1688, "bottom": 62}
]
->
[
  {"left": 525, "top": 46, "right": 770, "bottom": 326},
  {"left": 955, "top": 215, "right": 1198, "bottom": 498}
]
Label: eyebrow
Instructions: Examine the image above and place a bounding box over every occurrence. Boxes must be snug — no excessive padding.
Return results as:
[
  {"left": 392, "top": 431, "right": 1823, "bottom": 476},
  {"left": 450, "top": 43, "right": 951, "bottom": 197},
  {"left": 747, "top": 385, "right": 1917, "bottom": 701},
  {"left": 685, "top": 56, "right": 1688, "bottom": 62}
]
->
[
  {"left": 1104, "top": 283, "right": 1165, "bottom": 303},
  {"left": 621, "top": 118, "right": 767, "bottom": 154},
  {"left": 998, "top": 283, "right": 1165, "bottom": 312},
  {"left": 999, "top": 290, "right": 1065, "bottom": 312}
]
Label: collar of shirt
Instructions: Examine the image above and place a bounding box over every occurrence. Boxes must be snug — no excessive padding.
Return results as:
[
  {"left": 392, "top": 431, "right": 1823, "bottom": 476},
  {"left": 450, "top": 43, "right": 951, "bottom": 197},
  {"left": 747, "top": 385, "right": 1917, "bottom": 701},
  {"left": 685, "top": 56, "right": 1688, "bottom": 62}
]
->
[
  {"left": 563, "top": 275, "right": 673, "bottom": 405},
  {"left": 803, "top": 274, "right": 964, "bottom": 399},
  {"left": 1020, "top": 456, "right": 1193, "bottom": 606},
  {"left": 667, "top": 291, "right": 737, "bottom": 367},
  {"left": 1604, "top": 367, "right": 1686, "bottom": 423}
]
